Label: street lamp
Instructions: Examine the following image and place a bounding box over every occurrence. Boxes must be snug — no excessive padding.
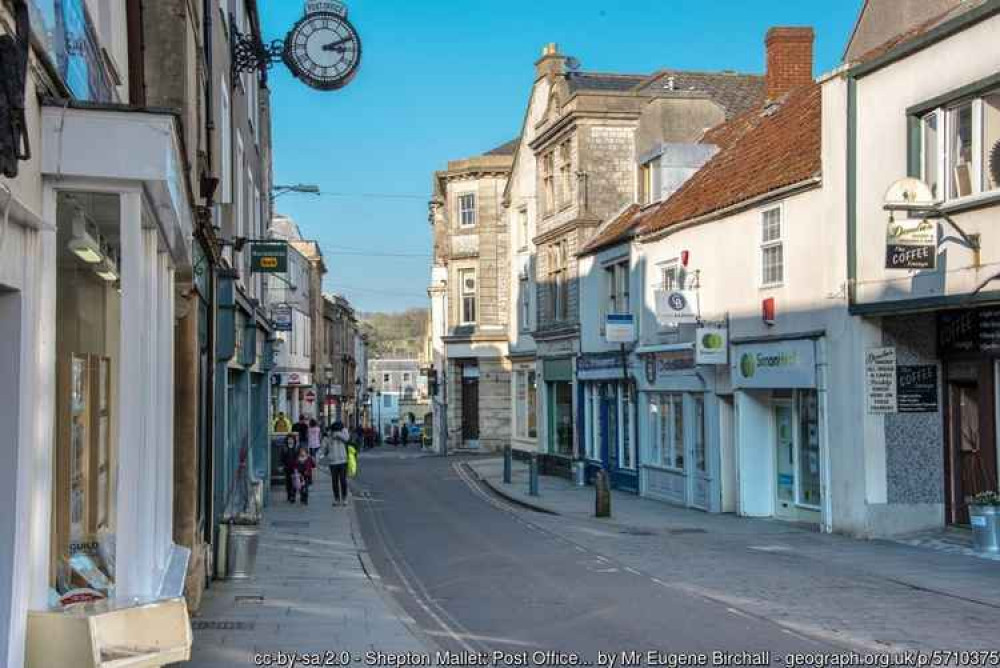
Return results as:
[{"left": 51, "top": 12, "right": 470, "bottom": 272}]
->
[
  {"left": 324, "top": 364, "right": 334, "bottom": 427},
  {"left": 354, "top": 378, "right": 362, "bottom": 430},
  {"left": 272, "top": 184, "right": 321, "bottom": 202},
  {"left": 376, "top": 390, "right": 382, "bottom": 446}
]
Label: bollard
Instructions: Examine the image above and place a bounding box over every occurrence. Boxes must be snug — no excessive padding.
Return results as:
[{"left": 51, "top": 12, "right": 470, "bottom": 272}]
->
[
  {"left": 595, "top": 469, "right": 611, "bottom": 518},
  {"left": 529, "top": 453, "right": 540, "bottom": 496},
  {"left": 503, "top": 445, "right": 512, "bottom": 485}
]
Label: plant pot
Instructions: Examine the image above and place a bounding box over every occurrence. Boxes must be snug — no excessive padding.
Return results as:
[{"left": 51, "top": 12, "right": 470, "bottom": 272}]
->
[{"left": 969, "top": 505, "right": 1000, "bottom": 553}]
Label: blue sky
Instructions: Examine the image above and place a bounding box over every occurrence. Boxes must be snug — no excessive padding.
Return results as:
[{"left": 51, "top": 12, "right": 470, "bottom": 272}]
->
[{"left": 261, "top": 1, "right": 861, "bottom": 313}]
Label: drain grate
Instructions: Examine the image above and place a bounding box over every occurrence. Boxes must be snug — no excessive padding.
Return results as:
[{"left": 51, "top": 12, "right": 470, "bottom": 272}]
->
[
  {"left": 235, "top": 595, "right": 265, "bottom": 605},
  {"left": 668, "top": 528, "right": 707, "bottom": 535},
  {"left": 192, "top": 620, "right": 256, "bottom": 631},
  {"left": 272, "top": 520, "right": 310, "bottom": 528}
]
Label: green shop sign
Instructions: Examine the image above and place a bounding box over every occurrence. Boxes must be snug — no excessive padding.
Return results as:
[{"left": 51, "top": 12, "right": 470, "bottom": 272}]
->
[{"left": 250, "top": 242, "right": 288, "bottom": 274}]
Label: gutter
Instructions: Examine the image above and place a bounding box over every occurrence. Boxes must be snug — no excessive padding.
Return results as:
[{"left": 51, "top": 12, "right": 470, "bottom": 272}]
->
[{"left": 639, "top": 176, "right": 821, "bottom": 244}]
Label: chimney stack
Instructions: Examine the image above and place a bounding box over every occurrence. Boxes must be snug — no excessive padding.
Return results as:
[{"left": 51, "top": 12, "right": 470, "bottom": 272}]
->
[
  {"left": 536, "top": 42, "right": 566, "bottom": 79},
  {"left": 764, "top": 27, "right": 814, "bottom": 100}
]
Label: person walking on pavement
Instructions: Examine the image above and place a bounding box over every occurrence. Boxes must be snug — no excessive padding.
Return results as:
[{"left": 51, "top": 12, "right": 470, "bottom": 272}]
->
[
  {"left": 307, "top": 418, "right": 322, "bottom": 463},
  {"left": 273, "top": 412, "right": 292, "bottom": 434},
  {"left": 281, "top": 435, "right": 299, "bottom": 503},
  {"left": 293, "top": 414, "right": 309, "bottom": 447},
  {"left": 325, "top": 423, "right": 350, "bottom": 506},
  {"left": 290, "top": 446, "right": 316, "bottom": 505}
]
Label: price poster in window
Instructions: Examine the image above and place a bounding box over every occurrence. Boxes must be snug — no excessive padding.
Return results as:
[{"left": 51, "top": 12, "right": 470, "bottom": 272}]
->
[{"left": 865, "top": 347, "right": 898, "bottom": 414}]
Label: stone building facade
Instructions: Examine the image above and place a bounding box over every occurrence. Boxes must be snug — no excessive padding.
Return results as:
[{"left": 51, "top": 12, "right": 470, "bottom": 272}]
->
[{"left": 429, "top": 143, "right": 516, "bottom": 452}]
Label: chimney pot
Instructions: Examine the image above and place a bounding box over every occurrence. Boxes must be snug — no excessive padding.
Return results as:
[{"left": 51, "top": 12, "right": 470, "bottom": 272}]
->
[
  {"left": 536, "top": 43, "right": 566, "bottom": 79},
  {"left": 764, "top": 26, "right": 814, "bottom": 100}
]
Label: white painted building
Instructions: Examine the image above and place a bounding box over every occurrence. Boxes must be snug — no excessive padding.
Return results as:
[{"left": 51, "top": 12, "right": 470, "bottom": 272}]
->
[{"left": 0, "top": 3, "right": 193, "bottom": 664}]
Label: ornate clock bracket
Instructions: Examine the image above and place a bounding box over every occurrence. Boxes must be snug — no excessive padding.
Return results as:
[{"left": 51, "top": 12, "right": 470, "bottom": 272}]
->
[{"left": 231, "top": 26, "right": 284, "bottom": 76}]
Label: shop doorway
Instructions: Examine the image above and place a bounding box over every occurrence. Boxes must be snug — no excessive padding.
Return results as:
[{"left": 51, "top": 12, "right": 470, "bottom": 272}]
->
[
  {"left": 461, "top": 366, "right": 480, "bottom": 448},
  {"left": 772, "top": 391, "right": 821, "bottom": 524},
  {"left": 945, "top": 363, "right": 998, "bottom": 525},
  {"left": 548, "top": 381, "right": 574, "bottom": 457}
]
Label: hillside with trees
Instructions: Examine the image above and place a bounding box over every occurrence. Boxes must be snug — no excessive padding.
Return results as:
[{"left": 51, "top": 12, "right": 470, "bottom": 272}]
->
[{"left": 360, "top": 308, "right": 429, "bottom": 359}]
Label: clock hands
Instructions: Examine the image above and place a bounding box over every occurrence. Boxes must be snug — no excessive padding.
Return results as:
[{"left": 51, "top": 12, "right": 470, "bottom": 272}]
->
[{"left": 322, "top": 37, "right": 353, "bottom": 53}]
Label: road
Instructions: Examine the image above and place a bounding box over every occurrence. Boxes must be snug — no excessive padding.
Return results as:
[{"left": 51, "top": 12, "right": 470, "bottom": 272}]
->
[{"left": 352, "top": 451, "right": 840, "bottom": 663}]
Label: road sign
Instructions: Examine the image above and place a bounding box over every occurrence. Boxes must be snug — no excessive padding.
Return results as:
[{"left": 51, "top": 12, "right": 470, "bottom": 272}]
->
[
  {"left": 304, "top": 390, "right": 317, "bottom": 403},
  {"left": 251, "top": 241, "right": 289, "bottom": 274}
]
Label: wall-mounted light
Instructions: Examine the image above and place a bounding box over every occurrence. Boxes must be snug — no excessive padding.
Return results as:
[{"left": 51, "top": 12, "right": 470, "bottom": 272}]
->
[{"left": 68, "top": 210, "right": 103, "bottom": 264}]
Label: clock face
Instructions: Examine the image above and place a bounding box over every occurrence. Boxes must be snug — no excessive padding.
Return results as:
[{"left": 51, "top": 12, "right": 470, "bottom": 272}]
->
[{"left": 283, "top": 12, "right": 362, "bottom": 91}]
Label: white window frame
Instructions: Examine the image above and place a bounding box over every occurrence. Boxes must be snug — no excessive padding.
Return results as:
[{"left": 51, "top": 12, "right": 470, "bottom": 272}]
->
[
  {"left": 518, "top": 208, "right": 529, "bottom": 250},
  {"left": 519, "top": 275, "right": 531, "bottom": 332},
  {"left": 542, "top": 152, "right": 555, "bottom": 215},
  {"left": 585, "top": 384, "right": 600, "bottom": 462},
  {"left": 618, "top": 385, "right": 636, "bottom": 471},
  {"left": 458, "top": 193, "right": 477, "bottom": 228},
  {"left": 760, "top": 205, "right": 784, "bottom": 288},
  {"left": 460, "top": 268, "right": 477, "bottom": 325},
  {"left": 919, "top": 88, "right": 1000, "bottom": 204},
  {"left": 649, "top": 393, "right": 684, "bottom": 471}
]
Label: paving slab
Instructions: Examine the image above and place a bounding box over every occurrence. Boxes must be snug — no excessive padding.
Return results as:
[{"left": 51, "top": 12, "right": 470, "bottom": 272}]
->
[{"left": 184, "top": 469, "right": 430, "bottom": 666}]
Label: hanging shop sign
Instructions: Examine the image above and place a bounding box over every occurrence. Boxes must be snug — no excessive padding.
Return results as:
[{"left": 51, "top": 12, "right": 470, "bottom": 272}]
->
[
  {"left": 938, "top": 307, "right": 1000, "bottom": 355},
  {"left": 250, "top": 242, "right": 289, "bottom": 274},
  {"left": 280, "top": 372, "right": 313, "bottom": 387},
  {"left": 272, "top": 304, "right": 293, "bottom": 332},
  {"left": 865, "top": 347, "right": 897, "bottom": 414},
  {"left": 232, "top": 1, "right": 362, "bottom": 93},
  {"left": 886, "top": 218, "right": 937, "bottom": 270},
  {"left": 897, "top": 365, "right": 939, "bottom": 413},
  {"left": 642, "top": 348, "right": 697, "bottom": 384},
  {"left": 731, "top": 340, "right": 816, "bottom": 389},
  {"left": 695, "top": 327, "right": 729, "bottom": 365},
  {"left": 655, "top": 290, "right": 699, "bottom": 326},
  {"left": 605, "top": 313, "right": 636, "bottom": 344}
]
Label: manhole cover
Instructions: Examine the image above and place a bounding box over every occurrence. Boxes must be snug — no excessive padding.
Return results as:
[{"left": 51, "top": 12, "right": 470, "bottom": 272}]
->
[
  {"left": 192, "top": 621, "right": 256, "bottom": 631},
  {"left": 272, "top": 521, "right": 310, "bottom": 528},
  {"left": 669, "top": 528, "right": 707, "bottom": 535},
  {"left": 620, "top": 528, "right": 657, "bottom": 536}
]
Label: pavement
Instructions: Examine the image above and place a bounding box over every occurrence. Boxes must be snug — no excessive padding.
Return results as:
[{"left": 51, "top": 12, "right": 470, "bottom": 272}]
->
[
  {"left": 466, "top": 457, "right": 1000, "bottom": 651},
  {"left": 183, "top": 463, "right": 429, "bottom": 667}
]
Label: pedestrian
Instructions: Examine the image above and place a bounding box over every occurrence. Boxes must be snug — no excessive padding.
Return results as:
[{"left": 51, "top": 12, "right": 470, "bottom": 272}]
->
[
  {"left": 293, "top": 414, "right": 309, "bottom": 446},
  {"left": 325, "top": 425, "right": 349, "bottom": 506},
  {"left": 281, "top": 435, "right": 299, "bottom": 503},
  {"left": 307, "top": 418, "right": 322, "bottom": 462},
  {"left": 289, "top": 446, "right": 316, "bottom": 505},
  {"left": 273, "top": 412, "right": 292, "bottom": 433}
]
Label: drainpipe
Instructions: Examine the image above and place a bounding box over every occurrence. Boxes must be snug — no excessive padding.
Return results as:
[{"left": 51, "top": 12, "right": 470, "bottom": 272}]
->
[{"left": 846, "top": 74, "right": 858, "bottom": 310}]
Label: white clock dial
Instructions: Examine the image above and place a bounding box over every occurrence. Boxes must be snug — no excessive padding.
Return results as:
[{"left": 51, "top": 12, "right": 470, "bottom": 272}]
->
[{"left": 283, "top": 12, "right": 362, "bottom": 91}]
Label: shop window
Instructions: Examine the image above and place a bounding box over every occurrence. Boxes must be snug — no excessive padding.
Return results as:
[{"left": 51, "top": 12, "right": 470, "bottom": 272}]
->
[
  {"left": 619, "top": 386, "right": 635, "bottom": 470},
  {"left": 515, "top": 370, "right": 538, "bottom": 440},
  {"left": 551, "top": 382, "right": 574, "bottom": 456},
  {"left": 797, "top": 390, "right": 821, "bottom": 508},
  {"left": 650, "top": 393, "right": 684, "bottom": 469},
  {"left": 585, "top": 385, "right": 599, "bottom": 461},
  {"left": 53, "top": 192, "right": 121, "bottom": 606},
  {"left": 605, "top": 260, "right": 630, "bottom": 317}
]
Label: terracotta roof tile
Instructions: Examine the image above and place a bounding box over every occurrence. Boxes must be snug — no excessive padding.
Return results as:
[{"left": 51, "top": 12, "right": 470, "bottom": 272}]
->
[
  {"left": 580, "top": 204, "right": 646, "bottom": 256},
  {"left": 641, "top": 82, "right": 821, "bottom": 236}
]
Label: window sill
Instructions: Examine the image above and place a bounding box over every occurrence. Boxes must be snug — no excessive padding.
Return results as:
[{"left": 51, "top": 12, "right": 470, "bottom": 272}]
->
[
  {"left": 939, "top": 190, "right": 1000, "bottom": 214},
  {"left": 759, "top": 282, "right": 784, "bottom": 290}
]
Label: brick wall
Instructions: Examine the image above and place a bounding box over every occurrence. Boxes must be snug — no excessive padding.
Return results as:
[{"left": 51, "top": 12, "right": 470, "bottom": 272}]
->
[{"left": 765, "top": 27, "right": 814, "bottom": 100}]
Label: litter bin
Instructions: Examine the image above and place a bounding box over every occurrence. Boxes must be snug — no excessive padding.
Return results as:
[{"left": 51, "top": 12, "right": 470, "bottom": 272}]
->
[
  {"left": 225, "top": 523, "right": 260, "bottom": 579},
  {"left": 970, "top": 504, "right": 999, "bottom": 553}
]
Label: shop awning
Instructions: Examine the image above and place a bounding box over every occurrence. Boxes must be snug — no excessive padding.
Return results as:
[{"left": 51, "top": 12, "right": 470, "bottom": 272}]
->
[{"left": 39, "top": 101, "right": 195, "bottom": 270}]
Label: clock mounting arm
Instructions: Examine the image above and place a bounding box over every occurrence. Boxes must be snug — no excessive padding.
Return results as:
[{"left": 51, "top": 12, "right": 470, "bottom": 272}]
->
[{"left": 231, "top": 25, "right": 285, "bottom": 76}]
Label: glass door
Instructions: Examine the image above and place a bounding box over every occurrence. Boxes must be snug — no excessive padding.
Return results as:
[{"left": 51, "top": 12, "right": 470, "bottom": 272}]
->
[
  {"left": 774, "top": 401, "right": 796, "bottom": 520},
  {"left": 773, "top": 392, "right": 821, "bottom": 523}
]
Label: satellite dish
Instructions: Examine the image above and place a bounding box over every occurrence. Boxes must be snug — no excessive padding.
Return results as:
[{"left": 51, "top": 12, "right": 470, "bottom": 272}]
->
[
  {"left": 565, "top": 56, "right": 581, "bottom": 71},
  {"left": 883, "top": 177, "right": 936, "bottom": 209}
]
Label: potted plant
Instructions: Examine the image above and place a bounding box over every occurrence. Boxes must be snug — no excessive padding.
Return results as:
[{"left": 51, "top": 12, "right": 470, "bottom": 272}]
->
[{"left": 968, "top": 491, "right": 1000, "bottom": 554}]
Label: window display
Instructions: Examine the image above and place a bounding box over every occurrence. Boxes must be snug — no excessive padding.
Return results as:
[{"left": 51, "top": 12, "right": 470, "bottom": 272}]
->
[{"left": 54, "top": 193, "right": 120, "bottom": 607}]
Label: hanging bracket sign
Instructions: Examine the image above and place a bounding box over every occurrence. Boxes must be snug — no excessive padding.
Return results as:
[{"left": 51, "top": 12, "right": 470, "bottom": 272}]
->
[
  {"left": 251, "top": 241, "right": 289, "bottom": 274},
  {"left": 886, "top": 219, "right": 937, "bottom": 270}
]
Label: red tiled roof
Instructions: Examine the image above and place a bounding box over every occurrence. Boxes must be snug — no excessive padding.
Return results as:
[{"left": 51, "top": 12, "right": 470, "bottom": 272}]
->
[
  {"left": 640, "top": 82, "right": 821, "bottom": 236},
  {"left": 580, "top": 204, "right": 642, "bottom": 256}
]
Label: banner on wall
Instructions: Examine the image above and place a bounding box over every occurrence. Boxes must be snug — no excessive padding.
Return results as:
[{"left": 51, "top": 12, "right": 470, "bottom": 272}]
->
[{"left": 731, "top": 340, "right": 816, "bottom": 389}]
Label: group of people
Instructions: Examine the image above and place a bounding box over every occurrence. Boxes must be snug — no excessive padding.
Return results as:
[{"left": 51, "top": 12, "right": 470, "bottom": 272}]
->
[{"left": 273, "top": 413, "right": 358, "bottom": 507}]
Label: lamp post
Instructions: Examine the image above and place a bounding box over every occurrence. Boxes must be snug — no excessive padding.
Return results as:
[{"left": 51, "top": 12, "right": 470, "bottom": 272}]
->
[
  {"left": 354, "top": 378, "right": 362, "bottom": 430},
  {"left": 324, "top": 365, "right": 334, "bottom": 427},
  {"left": 376, "top": 390, "right": 382, "bottom": 445},
  {"left": 272, "top": 184, "right": 321, "bottom": 202}
]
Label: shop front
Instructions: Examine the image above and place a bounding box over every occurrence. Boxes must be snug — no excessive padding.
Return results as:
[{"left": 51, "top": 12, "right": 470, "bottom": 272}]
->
[
  {"left": 541, "top": 357, "right": 575, "bottom": 475},
  {"left": 579, "top": 352, "right": 638, "bottom": 492},
  {"left": 731, "top": 337, "right": 827, "bottom": 526},
  {"left": 17, "top": 103, "right": 196, "bottom": 664},
  {"left": 636, "top": 345, "right": 720, "bottom": 511}
]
